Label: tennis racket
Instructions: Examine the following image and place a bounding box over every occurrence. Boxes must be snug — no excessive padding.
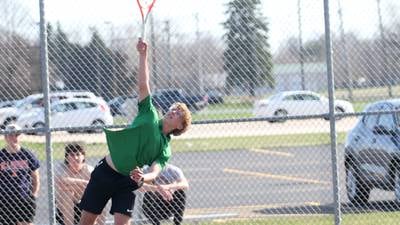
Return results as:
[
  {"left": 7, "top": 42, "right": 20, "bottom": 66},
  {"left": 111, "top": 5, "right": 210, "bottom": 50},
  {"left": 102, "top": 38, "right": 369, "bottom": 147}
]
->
[{"left": 136, "top": 0, "right": 157, "bottom": 40}]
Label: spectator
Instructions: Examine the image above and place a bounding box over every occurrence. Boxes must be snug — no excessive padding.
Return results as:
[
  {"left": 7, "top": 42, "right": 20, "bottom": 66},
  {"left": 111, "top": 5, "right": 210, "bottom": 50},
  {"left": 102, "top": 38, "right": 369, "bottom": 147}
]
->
[
  {"left": 140, "top": 164, "right": 189, "bottom": 225},
  {"left": 0, "top": 124, "right": 40, "bottom": 225},
  {"left": 55, "top": 143, "right": 105, "bottom": 225}
]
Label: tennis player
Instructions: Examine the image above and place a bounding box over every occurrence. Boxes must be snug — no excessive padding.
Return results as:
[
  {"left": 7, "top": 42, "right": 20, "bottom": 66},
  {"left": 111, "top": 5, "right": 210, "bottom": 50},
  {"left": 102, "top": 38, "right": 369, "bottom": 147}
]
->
[{"left": 78, "top": 39, "right": 192, "bottom": 225}]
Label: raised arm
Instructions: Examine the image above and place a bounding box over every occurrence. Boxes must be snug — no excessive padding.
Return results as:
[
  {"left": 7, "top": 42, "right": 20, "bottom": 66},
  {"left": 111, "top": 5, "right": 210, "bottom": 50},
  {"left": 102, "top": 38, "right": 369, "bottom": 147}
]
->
[{"left": 136, "top": 38, "right": 150, "bottom": 102}]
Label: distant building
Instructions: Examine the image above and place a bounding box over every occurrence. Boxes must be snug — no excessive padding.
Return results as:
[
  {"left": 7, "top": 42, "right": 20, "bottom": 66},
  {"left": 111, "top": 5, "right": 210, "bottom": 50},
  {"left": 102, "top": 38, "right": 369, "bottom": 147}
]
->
[
  {"left": 274, "top": 62, "right": 327, "bottom": 92},
  {"left": 199, "top": 63, "right": 328, "bottom": 97}
]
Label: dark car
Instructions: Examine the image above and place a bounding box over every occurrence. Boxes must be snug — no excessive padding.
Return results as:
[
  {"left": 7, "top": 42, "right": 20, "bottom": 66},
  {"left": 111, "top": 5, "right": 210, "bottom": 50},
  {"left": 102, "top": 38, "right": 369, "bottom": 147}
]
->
[
  {"left": 153, "top": 89, "right": 208, "bottom": 114},
  {"left": 207, "top": 90, "right": 224, "bottom": 104},
  {"left": 108, "top": 96, "right": 131, "bottom": 116},
  {"left": 344, "top": 99, "right": 400, "bottom": 205}
]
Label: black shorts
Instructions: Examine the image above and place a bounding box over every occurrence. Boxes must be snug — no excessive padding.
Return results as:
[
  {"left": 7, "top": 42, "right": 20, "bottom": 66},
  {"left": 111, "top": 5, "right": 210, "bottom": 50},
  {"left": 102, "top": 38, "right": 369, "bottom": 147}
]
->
[
  {"left": 78, "top": 158, "right": 140, "bottom": 217},
  {"left": 56, "top": 203, "right": 81, "bottom": 225},
  {"left": 0, "top": 195, "right": 36, "bottom": 224}
]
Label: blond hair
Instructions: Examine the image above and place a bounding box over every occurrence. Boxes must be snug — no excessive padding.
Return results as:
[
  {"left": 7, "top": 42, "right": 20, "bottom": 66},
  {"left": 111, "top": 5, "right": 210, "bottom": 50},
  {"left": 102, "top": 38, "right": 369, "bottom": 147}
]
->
[{"left": 170, "top": 102, "right": 192, "bottom": 136}]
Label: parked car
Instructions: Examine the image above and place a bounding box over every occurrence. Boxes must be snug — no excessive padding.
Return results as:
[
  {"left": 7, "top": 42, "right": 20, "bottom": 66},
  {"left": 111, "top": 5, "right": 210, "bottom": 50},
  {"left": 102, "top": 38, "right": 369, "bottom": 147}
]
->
[
  {"left": 0, "top": 100, "right": 20, "bottom": 109},
  {"left": 344, "top": 99, "right": 400, "bottom": 205},
  {"left": 118, "top": 89, "right": 208, "bottom": 120},
  {"left": 120, "top": 95, "right": 138, "bottom": 121},
  {"left": 153, "top": 89, "right": 208, "bottom": 114},
  {"left": 108, "top": 95, "right": 131, "bottom": 116},
  {"left": 16, "top": 98, "right": 113, "bottom": 134},
  {"left": 253, "top": 90, "right": 354, "bottom": 122},
  {"left": 207, "top": 90, "right": 224, "bottom": 104},
  {"left": 0, "top": 91, "right": 99, "bottom": 128}
]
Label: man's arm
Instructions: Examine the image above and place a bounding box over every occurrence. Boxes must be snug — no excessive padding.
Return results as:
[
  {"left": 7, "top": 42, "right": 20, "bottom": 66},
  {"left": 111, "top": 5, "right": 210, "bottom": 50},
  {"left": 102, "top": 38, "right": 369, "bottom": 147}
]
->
[
  {"left": 130, "top": 161, "right": 161, "bottom": 184},
  {"left": 58, "top": 177, "right": 89, "bottom": 189},
  {"left": 139, "top": 178, "right": 188, "bottom": 201},
  {"left": 140, "top": 178, "right": 189, "bottom": 193},
  {"left": 161, "top": 177, "right": 189, "bottom": 192},
  {"left": 136, "top": 38, "right": 150, "bottom": 102},
  {"left": 31, "top": 169, "right": 40, "bottom": 198},
  {"left": 142, "top": 161, "right": 162, "bottom": 182}
]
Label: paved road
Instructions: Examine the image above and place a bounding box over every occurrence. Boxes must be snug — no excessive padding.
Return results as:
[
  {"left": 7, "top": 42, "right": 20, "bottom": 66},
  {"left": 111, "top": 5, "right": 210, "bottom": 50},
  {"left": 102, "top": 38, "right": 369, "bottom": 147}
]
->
[
  {"left": 34, "top": 142, "right": 397, "bottom": 224},
  {"left": 24, "top": 117, "right": 358, "bottom": 143},
  {"left": 34, "top": 116, "right": 397, "bottom": 224}
]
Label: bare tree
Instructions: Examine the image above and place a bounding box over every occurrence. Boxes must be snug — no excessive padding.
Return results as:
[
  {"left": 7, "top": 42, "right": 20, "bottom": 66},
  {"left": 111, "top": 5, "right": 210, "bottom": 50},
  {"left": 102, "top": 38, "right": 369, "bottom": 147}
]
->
[{"left": 0, "top": 0, "right": 32, "bottom": 40}]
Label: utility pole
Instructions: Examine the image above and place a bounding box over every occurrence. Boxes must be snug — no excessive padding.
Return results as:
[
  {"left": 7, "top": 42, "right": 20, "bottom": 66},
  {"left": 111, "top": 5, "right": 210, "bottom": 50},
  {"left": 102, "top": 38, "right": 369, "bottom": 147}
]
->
[
  {"left": 297, "top": 0, "right": 306, "bottom": 90},
  {"left": 150, "top": 14, "right": 158, "bottom": 90},
  {"left": 105, "top": 21, "right": 117, "bottom": 99},
  {"left": 195, "top": 13, "right": 203, "bottom": 94},
  {"left": 337, "top": 0, "right": 353, "bottom": 101},
  {"left": 164, "top": 20, "right": 172, "bottom": 87},
  {"left": 89, "top": 26, "right": 101, "bottom": 97},
  {"left": 376, "top": 0, "right": 392, "bottom": 97}
]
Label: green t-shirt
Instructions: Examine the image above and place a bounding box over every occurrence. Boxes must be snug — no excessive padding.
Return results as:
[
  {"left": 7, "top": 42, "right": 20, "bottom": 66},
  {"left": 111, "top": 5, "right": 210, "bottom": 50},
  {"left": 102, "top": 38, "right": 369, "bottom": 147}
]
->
[{"left": 104, "top": 95, "right": 171, "bottom": 176}]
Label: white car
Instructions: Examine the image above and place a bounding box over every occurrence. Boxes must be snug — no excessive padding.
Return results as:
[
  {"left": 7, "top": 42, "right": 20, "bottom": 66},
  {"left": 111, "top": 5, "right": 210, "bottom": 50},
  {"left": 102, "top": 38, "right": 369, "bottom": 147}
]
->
[
  {"left": 253, "top": 90, "right": 354, "bottom": 122},
  {"left": 0, "top": 91, "right": 99, "bottom": 128},
  {"left": 16, "top": 98, "right": 113, "bottom": 133}
]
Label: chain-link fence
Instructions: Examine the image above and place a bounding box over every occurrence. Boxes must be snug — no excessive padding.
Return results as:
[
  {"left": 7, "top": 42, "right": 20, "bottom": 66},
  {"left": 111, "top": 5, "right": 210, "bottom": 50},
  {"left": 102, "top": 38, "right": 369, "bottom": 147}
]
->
[{"left": 1, "top": 0, "right": 400, "bottom": 224}]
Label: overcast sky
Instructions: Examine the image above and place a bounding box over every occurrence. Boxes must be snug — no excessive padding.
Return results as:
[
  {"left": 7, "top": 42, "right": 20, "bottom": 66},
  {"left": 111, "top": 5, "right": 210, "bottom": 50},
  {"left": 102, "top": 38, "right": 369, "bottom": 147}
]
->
[{"left": 22, "top": 0, "right": 399, "bottom": 51}]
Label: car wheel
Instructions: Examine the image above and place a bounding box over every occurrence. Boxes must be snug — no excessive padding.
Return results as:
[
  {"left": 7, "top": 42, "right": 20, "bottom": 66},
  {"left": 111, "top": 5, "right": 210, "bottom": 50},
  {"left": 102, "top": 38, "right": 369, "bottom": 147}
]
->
[
  {"left": 335, "top": 107, "right": 345, "bottom": 120},
  {"left": 323, "top": 107, "right": 345, "bottom": 120},
  {"left": 346, "top": 164, "right": 370, "bottom": 205},
  {"left": 394, "top": 169, "right": 400, "bottom": 202},
  {"left": 33, "top": 122, "right": 45, "bottom": 136},
  {"left": 90, "top": 120, "right": 105, "bottom": 133},
  {"left": 1, "top": 117, "right": 17, "bottom": 129},
  {"left": 274, "top": 109, "right": 287, "bottom": 122}
]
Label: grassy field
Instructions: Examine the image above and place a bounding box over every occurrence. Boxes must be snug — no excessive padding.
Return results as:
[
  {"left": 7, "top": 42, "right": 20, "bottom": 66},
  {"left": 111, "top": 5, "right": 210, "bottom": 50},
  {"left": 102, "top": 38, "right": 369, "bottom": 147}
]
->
[
  {"left": 199, "top": 211, "right": 400, "bottom": 225},
  {"left": 335, "top": 85, "right": 400, "bottom": 101},
  {"left": 16, "top": 132, "right": 348, "bottom": 161}
]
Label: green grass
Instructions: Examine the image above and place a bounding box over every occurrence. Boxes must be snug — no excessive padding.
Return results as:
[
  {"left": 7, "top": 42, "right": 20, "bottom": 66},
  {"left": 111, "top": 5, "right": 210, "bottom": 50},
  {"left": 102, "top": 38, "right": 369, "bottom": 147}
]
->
[
  {"left": 172, "top": 132, "right": 347, "bottom": 152},
  {"left": 352, "top": 101, "right": 369, "bottom": 112},
  {"left": 21, "top": 141, "right": 110, "bottom": 161},
  {"left": 16, "top": 132, "right": 347, "bottom": 161},
  {"left": 199, "top": 215, "right": 333, "bottom": 225},
  {"left": 199, "top": 211, "right": 400, "bottom": 225},
  {"left": 335, "top": 85, "right": 400, "bottom": 101}
]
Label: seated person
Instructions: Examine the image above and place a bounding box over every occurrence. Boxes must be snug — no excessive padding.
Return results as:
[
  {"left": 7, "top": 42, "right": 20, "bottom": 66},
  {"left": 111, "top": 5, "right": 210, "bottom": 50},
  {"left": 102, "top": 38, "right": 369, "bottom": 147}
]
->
[
  {"left": 140, "top": 164, "right": 189, "bottom": 225},
  {"left": 55, "top": 143, "right": 105, "bottom": 225}
]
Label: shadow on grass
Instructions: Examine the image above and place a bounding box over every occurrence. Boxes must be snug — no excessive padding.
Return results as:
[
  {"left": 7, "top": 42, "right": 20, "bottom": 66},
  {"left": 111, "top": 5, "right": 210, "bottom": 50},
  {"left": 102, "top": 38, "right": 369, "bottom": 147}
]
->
[{"left": 254, "top": 200, "right": 400, "bottom": 215}]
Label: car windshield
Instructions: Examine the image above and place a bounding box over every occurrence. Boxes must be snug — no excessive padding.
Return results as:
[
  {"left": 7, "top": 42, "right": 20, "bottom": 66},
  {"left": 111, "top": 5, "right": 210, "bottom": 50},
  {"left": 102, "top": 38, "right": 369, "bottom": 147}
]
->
[
  {"left": 14, "top": 96, "right": 42, "bottom": 109},
  {"left": 15, "top": 98, "right": 30, "bottom": 108},
  {"left": 396, "top": 107, "right": 400, "bottom": 127},
  {"left": 267, "top": 94, "right": 280, "bottom": 101}
]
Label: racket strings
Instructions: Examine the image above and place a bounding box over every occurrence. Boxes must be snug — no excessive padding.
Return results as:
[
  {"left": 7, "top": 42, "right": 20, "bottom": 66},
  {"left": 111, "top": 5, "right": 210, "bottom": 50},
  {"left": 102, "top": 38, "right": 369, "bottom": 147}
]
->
[{"left": 137, "top": 0, "right": 156, "bottom": 20}]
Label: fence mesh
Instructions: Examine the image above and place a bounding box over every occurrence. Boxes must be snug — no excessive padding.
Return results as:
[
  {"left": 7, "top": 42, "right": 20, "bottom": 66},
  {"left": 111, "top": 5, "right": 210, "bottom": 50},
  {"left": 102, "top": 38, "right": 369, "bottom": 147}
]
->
[{"left": 1, "top": 0, "right": 400, "bottom": 224}]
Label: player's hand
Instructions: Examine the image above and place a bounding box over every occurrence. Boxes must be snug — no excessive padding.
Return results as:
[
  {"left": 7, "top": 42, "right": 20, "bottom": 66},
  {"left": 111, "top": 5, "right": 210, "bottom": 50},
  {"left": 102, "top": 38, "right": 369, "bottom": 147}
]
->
[
  {"left": 32, "top": 192, "right": 39, "bottom": 198},
  {"left": 130, "top": 167, "right": 144, "bottom": 184},
  {"left": 157, "top": 185, "right": 173, "bottom": 201},
  {"left": 136, "top": 38, "right": 147, "bottom": 55}
]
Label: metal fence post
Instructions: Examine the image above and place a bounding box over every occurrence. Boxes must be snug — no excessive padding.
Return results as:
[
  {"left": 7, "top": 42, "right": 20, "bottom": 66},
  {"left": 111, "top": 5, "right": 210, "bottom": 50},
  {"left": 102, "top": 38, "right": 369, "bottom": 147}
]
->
[
  {"left": 323, "top": 0, "right": 341, "bottom": 224},
  {"left": 39, "top": 0, "right": 55, "bottom": 224}
]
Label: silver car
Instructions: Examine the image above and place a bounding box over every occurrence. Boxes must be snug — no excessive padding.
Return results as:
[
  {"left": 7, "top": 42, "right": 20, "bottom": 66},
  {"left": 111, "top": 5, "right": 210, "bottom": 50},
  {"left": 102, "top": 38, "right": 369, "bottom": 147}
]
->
[{"left": 344, "top": 99, "right": 400, "bottom": 205}]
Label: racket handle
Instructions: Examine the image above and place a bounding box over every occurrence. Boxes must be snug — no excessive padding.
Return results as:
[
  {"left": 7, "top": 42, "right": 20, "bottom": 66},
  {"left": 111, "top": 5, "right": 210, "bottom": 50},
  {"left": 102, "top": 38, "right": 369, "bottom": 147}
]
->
[{"left": 141, "top": 23, "right": 146, "bottom": 40}]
